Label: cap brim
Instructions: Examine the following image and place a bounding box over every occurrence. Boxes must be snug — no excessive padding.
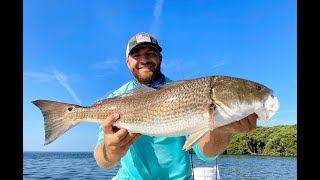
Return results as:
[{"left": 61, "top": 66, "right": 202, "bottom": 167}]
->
[{"left": 129, "top": 42, "right": 162, "bottom": 54}]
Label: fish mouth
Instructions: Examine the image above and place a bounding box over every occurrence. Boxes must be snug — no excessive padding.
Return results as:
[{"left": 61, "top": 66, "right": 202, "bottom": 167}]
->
[
  {"left": 256, "top": 95, "right": 280, "bottom": 122},
  {"left": 266, "top": 95, "right": 279, "bottom": 111}
]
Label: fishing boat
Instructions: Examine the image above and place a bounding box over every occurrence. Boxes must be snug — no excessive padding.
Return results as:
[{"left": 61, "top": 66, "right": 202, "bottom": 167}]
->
[
  {"left": 190, "top": 153, "right": 220, "bottom": 180},
  {"left": 192, "top": 166, "right": 220, "bottom": 180}
]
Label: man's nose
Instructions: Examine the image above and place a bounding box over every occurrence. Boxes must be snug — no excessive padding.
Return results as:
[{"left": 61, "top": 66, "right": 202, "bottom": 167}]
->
[{"left": 139, "top": 55, "right": 149, "bottom": 63}]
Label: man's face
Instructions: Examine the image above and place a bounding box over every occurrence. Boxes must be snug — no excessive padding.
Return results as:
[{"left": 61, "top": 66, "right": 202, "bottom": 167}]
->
[{"left": 126, "top": 45, "right": 162, "bottom": 84}]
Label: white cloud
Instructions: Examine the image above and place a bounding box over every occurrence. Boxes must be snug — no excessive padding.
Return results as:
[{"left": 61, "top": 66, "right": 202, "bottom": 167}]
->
[
  {"left": 154, "top": 0, "right": 164, "bottom": 20},
  {"left": 52, "top": 67, "right": 82, "bottom": 105},
  {"left": 150, "top": 0, "right": 164, "bottom": 37},
  {"left": 24, "top": 67, "right": 82, "bottom": 105}
]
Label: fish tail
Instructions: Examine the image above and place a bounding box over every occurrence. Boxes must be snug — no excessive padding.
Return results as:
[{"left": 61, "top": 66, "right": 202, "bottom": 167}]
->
[{"left": 32, "top": 100, "right": 80, "bottom": 145}]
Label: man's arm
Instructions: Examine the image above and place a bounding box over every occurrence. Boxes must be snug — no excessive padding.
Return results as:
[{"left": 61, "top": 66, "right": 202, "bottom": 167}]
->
[
  {"left": 198, "top": 113, "right": 258, "bottom": 157},
  {"left": 93, "top": 113, "right": 141, "bottom": 168}
]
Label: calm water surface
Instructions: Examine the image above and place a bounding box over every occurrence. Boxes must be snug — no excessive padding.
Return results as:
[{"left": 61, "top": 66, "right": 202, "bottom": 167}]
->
[{"left": 23, "top": 152, "right": 296, "bottom": 180}]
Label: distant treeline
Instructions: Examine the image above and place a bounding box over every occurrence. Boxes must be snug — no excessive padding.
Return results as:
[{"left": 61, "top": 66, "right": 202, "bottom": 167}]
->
[{"left": 189, "top": 124, "right": 297, "bottom": 157}]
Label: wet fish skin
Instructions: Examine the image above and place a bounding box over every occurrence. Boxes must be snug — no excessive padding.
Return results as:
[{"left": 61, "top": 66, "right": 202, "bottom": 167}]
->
[{"left": 32, "top": 75, "right": 280, "bottom": 150}]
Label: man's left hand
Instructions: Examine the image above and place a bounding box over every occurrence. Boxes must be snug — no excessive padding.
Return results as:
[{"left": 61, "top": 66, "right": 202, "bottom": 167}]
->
[{"left": 218, "top": 113, "right": 258, "bottom": 134}]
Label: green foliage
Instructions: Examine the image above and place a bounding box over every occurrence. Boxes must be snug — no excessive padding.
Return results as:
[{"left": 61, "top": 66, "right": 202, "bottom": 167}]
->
[
  {"left": 263, "top": 125, "right": 297, "bottom": 156},
  {"left": 227, "top": 124, "right": 297, "bottom": 156},
  {"left": 227, "top": 134, "right": 251, "bottom": 155},
  {"left": 188, "top": 124, "right": 297, "bottom": 157}
]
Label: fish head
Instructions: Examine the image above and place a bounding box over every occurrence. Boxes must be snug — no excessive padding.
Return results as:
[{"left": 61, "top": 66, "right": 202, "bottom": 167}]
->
[
  {"left": 212, "top": 76, "right": 280, "bottom": 123},
  {"left": 240, "top": 80, "right": 280, "bottom": 122}
]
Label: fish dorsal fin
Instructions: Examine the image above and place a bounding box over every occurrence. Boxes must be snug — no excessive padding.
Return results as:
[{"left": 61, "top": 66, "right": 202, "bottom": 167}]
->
[
  {"left": 157, "top": 80, "right": 188, "bottom": 90},
  {"left": 92, "top": 84, "right": 156, "bottom": 105},
  {"left": 182, "top": 128, "right": 210, "bottom": 151},
  {"left": 92, "top": 81, "right": 185, "bottom": 105},
  {"left": 119, "top": 84, "right": 156, "bottom": 97}
]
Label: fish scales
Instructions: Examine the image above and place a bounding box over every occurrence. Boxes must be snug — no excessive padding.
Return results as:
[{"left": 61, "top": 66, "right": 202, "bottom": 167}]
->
[{"left": 80, "top": 77, "right": 213, "bottom": 136}]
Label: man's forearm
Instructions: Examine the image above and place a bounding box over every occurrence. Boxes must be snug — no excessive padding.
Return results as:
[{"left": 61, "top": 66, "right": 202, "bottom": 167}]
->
[
  {"left": 94, "top": 143, "right": 119, "bottom": 168},
  {"left": 198, "top": 129, "right": 232, "bottom": 157}
]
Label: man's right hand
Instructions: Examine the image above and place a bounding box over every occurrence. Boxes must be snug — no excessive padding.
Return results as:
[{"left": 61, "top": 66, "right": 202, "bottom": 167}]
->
[
  {"left": 102, "top": 113, "right": 141, "bottom": 163},
  {"left": 94, "top": 113, "right": 141, "bottom": 168}
]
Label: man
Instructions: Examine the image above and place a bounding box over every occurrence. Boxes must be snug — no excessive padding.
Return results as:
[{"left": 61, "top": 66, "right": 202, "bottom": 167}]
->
[{"left": 93, "top": 32, "right": 258, "bottom": 179}]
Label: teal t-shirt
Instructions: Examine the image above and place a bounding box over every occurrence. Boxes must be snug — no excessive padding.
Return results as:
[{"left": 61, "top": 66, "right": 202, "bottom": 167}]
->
[{"left": 96, "top": 77, "right": 218, "bottom": 180}]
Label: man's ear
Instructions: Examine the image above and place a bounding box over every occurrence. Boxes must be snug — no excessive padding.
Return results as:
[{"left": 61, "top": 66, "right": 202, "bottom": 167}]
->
[
  {"left": 159, "top": 53, "right": 162, "bottom": 64},
  {"left": 126, "top": 57, "right": 130, "bottom": 68}
]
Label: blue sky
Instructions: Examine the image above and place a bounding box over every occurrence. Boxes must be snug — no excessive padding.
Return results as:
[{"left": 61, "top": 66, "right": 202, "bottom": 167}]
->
[{"left": 23, "top": 0, "right": 296, "bottom": 152}]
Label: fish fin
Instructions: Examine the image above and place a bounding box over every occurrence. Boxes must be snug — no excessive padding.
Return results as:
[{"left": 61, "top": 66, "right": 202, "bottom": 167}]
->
[
  {"left": 182, "top": 128, "right": 210, "bottom": 151},
  {"left": 32, "top": 100, "right": 81, "bottom": 145},
  {"left": 212, "top": 99, "right": 234, "bottom": 118},
  {"left": 119, "top": 84, "right": 156, "bottom": 97},
  {"left": 206, "top": 103, "right": 215, "bottom": 131},
  {"left": 93, "top": 81, "right": 187, "bottom": 105},
  {"left": 157, "top": 80, "right": 188, "bottom": 90},
  {"left": 92, "top": 97, "right": 110, "bottom": 106},
  {"left": 92, "top": 84, "right": 156, "bottom": 105}
]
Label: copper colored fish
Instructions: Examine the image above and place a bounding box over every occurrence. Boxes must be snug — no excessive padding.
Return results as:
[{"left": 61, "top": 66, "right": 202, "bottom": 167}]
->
[{"left": 32, "top": 76, "right": 280, "bottom": 150}]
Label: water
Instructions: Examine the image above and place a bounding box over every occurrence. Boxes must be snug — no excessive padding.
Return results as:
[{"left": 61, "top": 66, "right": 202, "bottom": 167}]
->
[{"left": 24, "top": 152, "right": 296, "bottom": 179}]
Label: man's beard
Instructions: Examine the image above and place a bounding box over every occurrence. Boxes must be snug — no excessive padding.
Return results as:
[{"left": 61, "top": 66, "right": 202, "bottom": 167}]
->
[{"left": 131, "top": 64, "right": 162, "bottom": 84}]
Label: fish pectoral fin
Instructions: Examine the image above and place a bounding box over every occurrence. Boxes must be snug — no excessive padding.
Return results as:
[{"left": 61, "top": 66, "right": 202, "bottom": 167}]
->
[{"left": 182, "top": 128, "right": 210, "bottom": 151}]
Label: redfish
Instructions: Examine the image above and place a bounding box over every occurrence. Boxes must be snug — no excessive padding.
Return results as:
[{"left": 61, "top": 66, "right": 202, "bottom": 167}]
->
[{"left": 32, "top": 76, "right": 279, "bottom": 150}]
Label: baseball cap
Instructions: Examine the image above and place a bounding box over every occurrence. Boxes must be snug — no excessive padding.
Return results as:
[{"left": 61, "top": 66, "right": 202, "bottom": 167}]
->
[{"left": 126, "top": 32, "right": 162, "bottom": 57}]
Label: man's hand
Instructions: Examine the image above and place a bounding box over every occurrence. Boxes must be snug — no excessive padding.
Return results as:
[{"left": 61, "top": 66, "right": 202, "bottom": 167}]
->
[
  {"left": 199, "top": 113, "right": 258, "bottom": 157},
  {"left": 94, "top": 113, "right": 141, "bottom": 168},
  {"left": 102, "top": 113, "right": 141, "bottom": 162},
  {"left": 217, "top": 113, "right": 258, "bottom": 134}
]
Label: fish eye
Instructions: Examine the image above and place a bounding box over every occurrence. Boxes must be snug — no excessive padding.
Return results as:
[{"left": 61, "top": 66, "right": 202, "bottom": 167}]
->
[
  {"left": 257, "top": 85, "right": 262, "bottom": 91},
  {"left": 68, "top": 107, "right": 73, "bottom": 111}
]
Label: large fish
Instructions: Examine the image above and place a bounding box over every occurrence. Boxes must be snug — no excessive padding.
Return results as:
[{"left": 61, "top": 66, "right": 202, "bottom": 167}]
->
[{"left": 32, "top": 75, "right": 279, "bottom": 150}]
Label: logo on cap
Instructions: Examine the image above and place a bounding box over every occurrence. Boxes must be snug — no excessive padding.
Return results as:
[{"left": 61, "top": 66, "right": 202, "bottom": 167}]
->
[{"left": 135, "top": 34, "right": 151, "bottom": 43}]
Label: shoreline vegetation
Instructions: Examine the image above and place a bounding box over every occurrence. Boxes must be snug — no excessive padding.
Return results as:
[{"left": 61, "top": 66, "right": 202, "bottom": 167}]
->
[
  {"left": 189, "top": 124, "right": 297, "bottom": 157},
  {"left": 24, "top": 125, "right": 297, "bottom": 157}
]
